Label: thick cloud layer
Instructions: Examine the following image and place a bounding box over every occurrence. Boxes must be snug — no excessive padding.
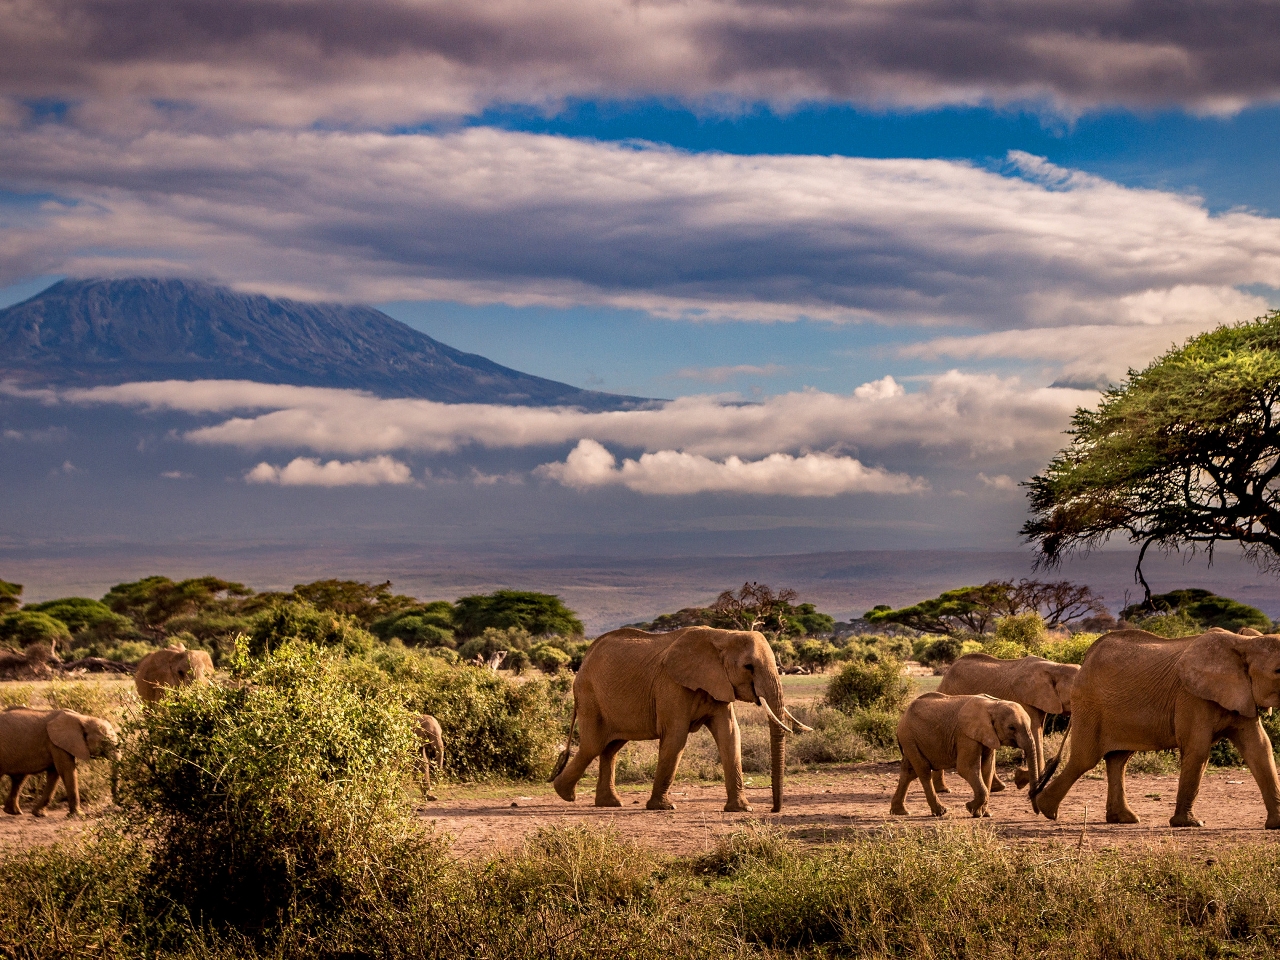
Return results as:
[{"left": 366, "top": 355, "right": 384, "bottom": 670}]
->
[
  {"left": 4, "top": 0, "right": 1280, "bottom": 125},
  {"left": 2, "top": 129, "right": 1277, "bottom": 328}
]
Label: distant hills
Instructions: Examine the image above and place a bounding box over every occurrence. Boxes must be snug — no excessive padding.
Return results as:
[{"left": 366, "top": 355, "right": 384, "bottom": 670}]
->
[{"left": 0, "top": 278, "right": 649, "bottom": 410}]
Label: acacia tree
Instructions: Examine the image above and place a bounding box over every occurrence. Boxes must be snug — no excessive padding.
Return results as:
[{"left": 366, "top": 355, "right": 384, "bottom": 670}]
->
[
  {"left": 1024, "top": 312, "right": 1280, "bottom": 605},
  {"left": 710, "top": 582, "right": 799, "bottom": 639},
  {"left": 866, "top": 579, "right": 1105, "bottom": 636}
]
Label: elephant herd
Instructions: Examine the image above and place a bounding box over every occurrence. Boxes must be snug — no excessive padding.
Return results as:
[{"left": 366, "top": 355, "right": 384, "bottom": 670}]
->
[
  {"left": 553, "top": 624, "right": 1280, "bottom": 831},
  {"left": 5, "top": 626, "right": 1280, "bottom": 831}
]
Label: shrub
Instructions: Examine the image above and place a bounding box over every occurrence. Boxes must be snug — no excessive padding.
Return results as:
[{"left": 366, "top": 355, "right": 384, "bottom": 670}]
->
[
  {"left": 24, "top": 597, "right": 135, "bottom": 646},
  {"left": 1129, "top": 609, "right": 1202, "bottom": 638},
  {"left": 851, "top": 708, "right": 900, "bottom": 749},
  {"left": 453, "top": 590, "right": 584, "bottom": 639},
  {"left": 118, "top": 644, "right": 418, "bottom": 931},
  {"left": 788, "top": 709, "right": 874, "bottom": 765},
  {"left": 529, "top": 643, "right": 572, "bottom": 673},
  {"left": 982, "top": 639, "right": 1031, "bottom": 660},
  {"left": 458, "top": 625, "right": 534, "bottom": 663},
  {"left": 0, "top": 610, "right": 71, "bottom": 651},
  {"left": 359, "top": 648, "right": 571, "bottom": 780},
  {"left": 796, "top": 639, "right": 838, "bottom": 672},
  {"left": 244, "top": 600, "right": 375, "bottom": 657},
  {"left": 370, "top": 600, "right": 457, "bottom": 648},
  {"left": 994, "top": 611, "right": 1046, "bottom": 649},
  {"left": 915, "top": 635, "right": 962, "bottom": 666},
  {"left": 72, "top": 639, "right": 156, "bottom": 664},
  {"left": 825, "top": 658, "right": 911, "bottom": 715},
  {"left": 1041, "top": 632, "right": 1101, "bottom": 664},
  {"left": 770, "top": 637, "right": 797, "bottom": 667}
]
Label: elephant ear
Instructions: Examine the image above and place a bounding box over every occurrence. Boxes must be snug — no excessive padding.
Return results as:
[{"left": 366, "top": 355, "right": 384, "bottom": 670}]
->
[
  {"left": 959, "top": 698, "right": 1002, "bottom": 750},
  {"left": 663, "top": 628, "right": 736, "bottom": 702},
  {"left": 47, "top": 711, "right": 91, "bottom": 761},
  {"left": 1178, "top": 630, "right": 1256, "bottom": 717},
  {"left": 1024, "top": 671, "right": 1066, "bottom": 715}
]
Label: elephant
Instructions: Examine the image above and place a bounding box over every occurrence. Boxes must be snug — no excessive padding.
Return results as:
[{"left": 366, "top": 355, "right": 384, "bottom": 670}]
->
[
  {"left": 934, "top": 653, "right": 1078, "bottom": 794},
  {"left": 1031, "top": 628, "right": 1280, "bottom": 829},
  {"left": 891, "top": 692, "right": 1040, "bottom": 818},
  {"left": 550, "top": 626, "right": 808, "bottom": 813},
  {"left": 416, "top": 714, "right": 445, "bottom": 794},
  {"left": 134, "top": 644, "right": 214, "bottom": 703},
  {"left": 0, "top": 707, "right": 118, "bottom": 817}
]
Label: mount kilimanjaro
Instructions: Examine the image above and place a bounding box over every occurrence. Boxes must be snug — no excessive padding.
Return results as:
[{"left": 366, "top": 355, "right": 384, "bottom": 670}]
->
[{"left": 0, "top": 278, "right": 648, "bottom": 410}]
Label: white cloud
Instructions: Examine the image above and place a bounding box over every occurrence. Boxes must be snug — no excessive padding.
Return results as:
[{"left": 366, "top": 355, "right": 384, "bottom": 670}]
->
[
  {"left": 57, "top": 373, "right": 1090, "bottom": 475},
  {"left": 4, "top": 1, "right": 1280, "bottom": 127},
  {"left": 3, "top": 129, "right": 1280, "bottom": 328},
  {"left": 537, "top": 439, "right": 927, "bottom": 497},
  {"left": 977, "top": 472, "right": 1019, "bottom": 492},
  {"left": 244, "top": 455, "right": 415, "bottom": 487},
  {"left": 160, "top": 470, "right": 194, "bottom": 480}
]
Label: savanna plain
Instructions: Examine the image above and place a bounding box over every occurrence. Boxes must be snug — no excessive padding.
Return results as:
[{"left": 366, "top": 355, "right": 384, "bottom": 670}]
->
[{"left": 3, "top": 578, "right": 1280, "bottom": 960}]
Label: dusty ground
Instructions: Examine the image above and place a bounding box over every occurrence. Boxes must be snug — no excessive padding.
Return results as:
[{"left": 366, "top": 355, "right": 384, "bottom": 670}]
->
[
  {"left": 4, "top": 765, "right": 1278, "bottom": 859},
  {"left": 412, "top": 764, "right": 1280, "bottom": 858}
]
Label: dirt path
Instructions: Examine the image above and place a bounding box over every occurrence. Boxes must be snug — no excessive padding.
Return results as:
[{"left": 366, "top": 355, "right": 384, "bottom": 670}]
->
[
  {"left": 416, "top": 765, "right": 1280, "bottom": 858},
  {"left": 5, "top": 765, "right": 1278, "bottom": 860}
]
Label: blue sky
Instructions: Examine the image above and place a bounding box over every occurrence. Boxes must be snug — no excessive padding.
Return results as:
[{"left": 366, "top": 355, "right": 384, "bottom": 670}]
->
[{"left": 4, "top": 0, "right": 1280, "bottom": 601}]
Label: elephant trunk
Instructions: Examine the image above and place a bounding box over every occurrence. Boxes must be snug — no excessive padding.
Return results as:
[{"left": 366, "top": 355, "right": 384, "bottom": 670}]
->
[
  {"left": 1016, "top": 728, "right": 1040, "bottom": 785},
  {"left": 756, "top": 672, "right": 788, "bottom": 813}
]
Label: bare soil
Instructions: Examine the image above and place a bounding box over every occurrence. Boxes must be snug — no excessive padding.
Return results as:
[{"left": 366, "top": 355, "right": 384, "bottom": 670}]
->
[{"left": 5, "top": 765, "right": 1278, "bottom": 860}]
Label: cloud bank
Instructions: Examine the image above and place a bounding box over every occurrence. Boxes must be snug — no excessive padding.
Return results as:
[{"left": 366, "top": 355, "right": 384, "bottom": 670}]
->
[
  {"left": 536, "top": 439, "right": 927, "bottom": 496},
  {"left": 2, "top": 129, "right": 1278, "bottom": 330},
  {"left": 245, "top": 455, "right": 415, "bottom": 487},
  {"left": 4, "top": 0, "right": 1280, "bottom": 126}
]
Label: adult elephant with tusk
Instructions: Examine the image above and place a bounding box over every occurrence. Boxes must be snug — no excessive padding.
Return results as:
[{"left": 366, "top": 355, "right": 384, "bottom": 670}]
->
[{"left": 551, "top": 626, "right": 807, "bottom": 812}]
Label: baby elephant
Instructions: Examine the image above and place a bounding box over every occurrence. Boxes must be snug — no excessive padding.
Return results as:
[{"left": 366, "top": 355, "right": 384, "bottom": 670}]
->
[
  {"left": 416, "top": 714, "right": 445, "bottom": 793},
  {"left": 134, "top": 644, "right": 214, "bottom": 704},
  {"left": 891, "top": 693, "right": 1039, "bottom": 818},
  {"left": 0, "top": 707, "right": 119, "bottom": 817}
]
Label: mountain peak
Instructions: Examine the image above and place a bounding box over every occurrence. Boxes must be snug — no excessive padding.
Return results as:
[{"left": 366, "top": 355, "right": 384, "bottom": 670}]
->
[{"left": 0, "top": 277, "right": 649, "bottom": 410}]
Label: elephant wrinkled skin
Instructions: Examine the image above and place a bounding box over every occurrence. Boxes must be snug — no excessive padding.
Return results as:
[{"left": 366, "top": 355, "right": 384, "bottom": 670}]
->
[
  {"left": 1032, "top": 628, "right": 1280, "bottom": 829},
  {"left": 0, "top": 707, "right": 118, "bottom": 817},
  {"left": 935, "top": 653, "right": 1078, "bottom": 794},
  {"left": 892, "top": 693, "right": 1039, "bottom": 818},
  {"left": 551, "top": 627, "right": 802, "bottom": 813},
  {"left": 134, "top": 644, "right": 213, "bottom": 703}
]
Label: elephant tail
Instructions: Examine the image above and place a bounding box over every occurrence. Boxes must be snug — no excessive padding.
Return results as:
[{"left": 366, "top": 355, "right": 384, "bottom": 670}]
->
[
  {"left": 1029, "top": 718, "right": 1070, "bottom": 812},
  {"left": 548, "top": 701, "right": 577, "bottom": 782}
]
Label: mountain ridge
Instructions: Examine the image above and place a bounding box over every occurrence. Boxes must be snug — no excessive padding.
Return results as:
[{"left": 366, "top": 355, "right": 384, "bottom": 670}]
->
[{"left": 0, "top": 278, "right": 650, "bottom": 410}]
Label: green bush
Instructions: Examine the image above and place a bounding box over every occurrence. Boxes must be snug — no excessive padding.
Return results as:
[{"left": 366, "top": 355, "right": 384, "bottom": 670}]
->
[
  {"left": 370, "top": 600, "right": 456, "bottom": 647},
  {"left": 118, "top": 644, "right": 418, "bottom": 931},
  {"left": 0, "top": 609, "right": 71, "bottom": 651},
  {"left": 1041, "top": 632, "right": 1102, "bottom": 664},
  {"left": 825, "top": 658, "right": 911, "bottom": 715},
  {"left": 851, "top": 708, "right": 900, "bottom": 749},
  {"left": 244, "top": 600, "right": 375, "bottom": 657},
  {"left": 1210, "top": 711, "right": 1280, "bottom": 767},
  {"left": 770, "top": 637, "right": 797, "bottom": 667},
  {"left": 453, "top": 590, "right": 584, "bottom": 640},
  {"left": 982, "top": 639, "right": 1031, "bottom": 659},
  {"left": 357, "top": 648, "right": 571, "bottom": 780},
  {"left": 529, "top": 643, "right": 571, "bottom": 673},
  {"left": 915, "top": 635, "right": 962, "bottom": 666},
  {"left": 72, "top": 639, "right": 157, "bottom": 664},
  {"left": 1129, "top": 609, "right": 1203, "bottom": 638},
  {"left": 796, "top": 639, "right": 838, "bottom": 672},
  {"left": 994, "top": 610, "right": 1047, "bottom": 648},
  {"left": 24, "top": 597, "right": 135, "bottom": 646}
]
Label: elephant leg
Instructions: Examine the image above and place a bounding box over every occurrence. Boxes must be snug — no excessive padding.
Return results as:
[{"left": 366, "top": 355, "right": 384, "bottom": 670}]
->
[
  {"left": 1035, "top": 730, "right": 1103, "bottom": 821},
  {"left": 1228, "top": 722, "right": 1280, "bottom": 830},
  {"left": 1103, "top": 751, "right": 1138, "bottom": 823},
  {"left": 30, "top": 767, "right": 60, "bottom": 818},
  {"left": 53, "top": 753, "right": 80, "bottom": 817},
  {"left": 553, "top": 710, "right": 608, "bottom": 803},
  {"left": 890, "top": 759, "right": 916, "bottom": 815},
  {"left": 1014, "top": 708, "right": 1046, "bottom": 790},
  {"left": 4, "top": 773, "right": 28, "bottom": 815},
  {"left": 647, "top": 728, "right": 690, "bottom": 810},
  {"left": 1171, "top": 733, "right": 1212, "bottom": 828},
  {"left": 594, "top": 740, "right": 627, "bottom": 807},
  {"left": 931, "top": 769, "right": 950, "bottom": 794},
  {"left": 421, "top": 746, "right": 432, "bottom": 792},
  {"left": 708, "top": 706, "right": 751, "bottom": 813},
  {"left": 959, "top": 743, "right": 990, "bottom": 818}
]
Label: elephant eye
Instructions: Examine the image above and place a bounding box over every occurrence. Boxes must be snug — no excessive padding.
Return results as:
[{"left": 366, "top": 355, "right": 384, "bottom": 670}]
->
[{"left": 745, "top": 663, "right": 755, "bottom": 671}]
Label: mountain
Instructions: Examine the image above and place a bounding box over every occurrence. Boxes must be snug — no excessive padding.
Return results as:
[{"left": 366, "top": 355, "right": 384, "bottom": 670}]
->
[{"left": 0, "top": 278, "right": 650, "bottom": 409}]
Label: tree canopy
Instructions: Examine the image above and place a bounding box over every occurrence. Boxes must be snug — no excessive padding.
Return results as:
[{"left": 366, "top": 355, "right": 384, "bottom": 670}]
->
[
  {"left": 452, "top": 590, "right": 583, "bottom": 639},
  {"left": 866, "top": 579, "right": 1107, "bottom": 636},
  {"left": 1024, "top": 313, "right": 1280, "bottom": 602},
  {"left": 1119, "top": 588, "right": 1271, "bottom": 633},
  {"left": 104, "top": 576, "right": 252, "bottom": 639},
  {"left": 291, "top": 579, "right": 418, "bottom": 626}
]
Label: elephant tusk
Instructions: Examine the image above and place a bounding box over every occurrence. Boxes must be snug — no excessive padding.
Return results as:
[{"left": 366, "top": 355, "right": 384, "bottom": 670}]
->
[
  {"left": 759, "top": 698, "right": 793, "bottom": 735},
  {"left": 783, "top": 708, "right": 813, "bottom": 733}
]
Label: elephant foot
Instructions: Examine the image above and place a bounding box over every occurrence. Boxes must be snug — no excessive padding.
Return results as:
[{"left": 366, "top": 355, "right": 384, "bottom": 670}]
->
[
  {"left": 594, "top": 796, "right": 623, "bottom": 808},
  {"left": 935, "top": 784, "right": 950, "bottom": 794},
  {"left": 1106, "top": 808, "right": 1139, "bottom": 825},
  {"left": 3, "top": 807, "right": 19, "bottom": 817},
  {"left": 723, "top": 800, "right": 753, "bottom": 813},
  {"left": 990, "top": 777, "right": 1006, "bottom": 793},
  {"left": 965, "top": 801, "right": 989, "bottom": 818},
  {"left": 1266, "top": 814, "right": 1280, "bottom": 830},
  {"left": 1169, "top": 812, "right": 1203, "bottom": 828},
  {"left": 646, "top": 797, "right": 676, "bottom": 811},
  {"left": 1013, "top": 768, "right": 1032, "bottom": 790},
  {"left": 890, "top": 804, "right": 908, "bottom": 816},
  {"left": 552, "top": 777, "right": 577, "bottom": 803},
  {"left": 31, "top": 809, "right": 46, "bottom": 819},
  {"left": 928, "top": 805, "right": 948, "bottom": 817},
  {"left": 1035, "top": 798, "right": 1060, "bottom": 821}
]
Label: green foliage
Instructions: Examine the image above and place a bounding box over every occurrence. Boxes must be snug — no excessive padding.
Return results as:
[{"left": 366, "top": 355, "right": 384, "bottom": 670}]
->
[
  {"left": 1025, "top": 312, "right": 1280, "bottom": 581},
  {"left": 0, "top": 609, "right": 71, "bottom": 650},
  {"left": 0, "top": 683, "right": 33, "bottom": 708},
  {"left": 1040, "top": 633, "right": 1101, "bottom": 665},
  {"left": 103, "top": 575, "right": 251, "bottom": 639},
  {"left": 453, "top": 590, "right": 584, "bottom": 639},
  {"left": 825, "top": 658, "right": 911, "bottom": 715},
  {"left": 769, "top": 637, "right": 797, "bottom": 666},
  {"left": 72, "top": 639, "right": 157, "bottom": 664},
  {"left": 0, "top": 578, "right": 20, "bottom": 613},
  {"left": 914, "top": 634, "right": 963, "bottom": 666},
  {"left": 118, "top": 644, "right": 418, "bottom": 931},
  {"left": 1129, "top": 609, "right": 1203, "bottom": 638},
  {"left": 994, "top": 610, "right": 1047, "bottom": 647},
  {"left": 23, "top": 597, "right": 136, "bottom": 647},
  {"left": 357, "top": 648, "right": 571, "bottom": 780},
  {"left": 1122, "top": 588, "right": 1271, "bottom": 632},
  {"left": 43, "top": 680, "right": 125, "bottom": 721},
  {"left": 244, "top": 600, "right": 375, "bottom": 657},
  {"left": 528, "top": 643, "right": 572, "bottom": 673},
  {"left": 1210, "top": 711, "right": 1280, "bottom": 767},
  {"left": 868, "top": 579, "right": 1106, "bottom": 635},
  {"left": 370, "top": 600, "right": 456, "bottom": 647},
  {"left": 291, "top": 578, "right": 418, "bottom": 626},
  {"left": 982, "top": 639, "right": 1033, "bottom": 660},
  {"left": 787, "top": 602, "right": 835, "bottom": 637},
  {"left": 795, "top": 639, "right": 838, "bottom": 672}
]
